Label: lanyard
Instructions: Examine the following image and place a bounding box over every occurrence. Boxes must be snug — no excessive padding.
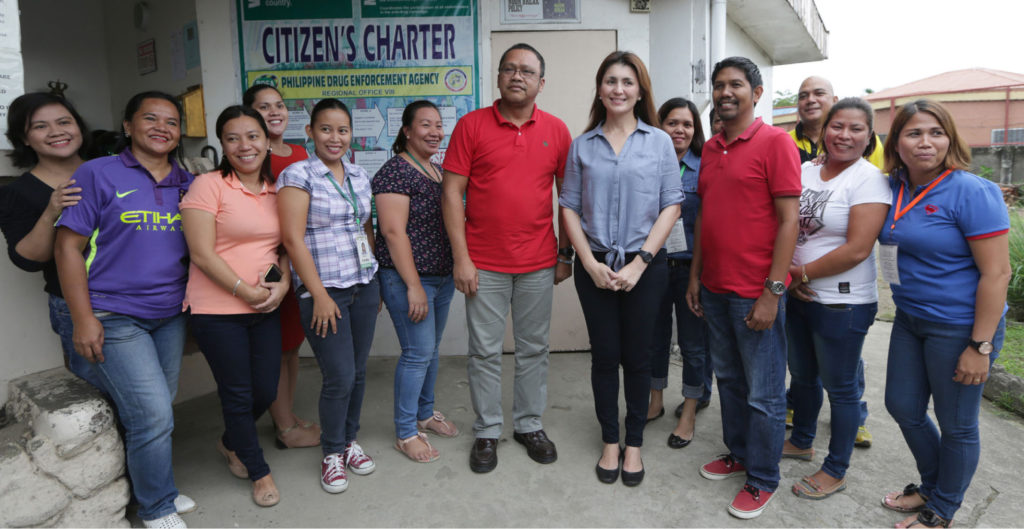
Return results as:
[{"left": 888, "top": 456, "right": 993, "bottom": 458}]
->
[
  {"left": 407, "top": 153, "right": 442, "bottom": 183},
  {"left": 890, "top": 169, "right": 951, "bottom": 230},
  {"left": 325, "top": 171, "right": 360, "bottom": 219}
]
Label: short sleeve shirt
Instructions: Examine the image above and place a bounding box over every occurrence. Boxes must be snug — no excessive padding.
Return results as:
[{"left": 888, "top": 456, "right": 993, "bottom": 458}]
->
[
  {"left": 878, "top": 169, "right": 1009, "bottom": 325},
  {"left": 443, "top": 101, "right": 572, "bottom": 273},
  {"left": 793, "top": 159, "right": 891, "bottom": 304},
  {"left": 55, "top": 149, "right": 194, "bottom": 319},
  {"left": 672, "top": 150, "right": 702, "bottom": 261},
  {"left": 699, "top": 118, "right": 802, "bottom": 299},
  {"left": 180, "top": 171, "right": 281, "bottom": 314},
  {"left": 0, "top": 172, "right": 63, "bottom": 296},
  {"left": 372, "top": 155, "right": 453, "bottom": 276},
  {"left": 559, "top": 120, "right": 683, "bottom": 271},
  {"left": 271, "top": 143, "right": 309, "bottom": 178},
  {"left": 277, "top": 153, "right": 377, "bottom": 290}
]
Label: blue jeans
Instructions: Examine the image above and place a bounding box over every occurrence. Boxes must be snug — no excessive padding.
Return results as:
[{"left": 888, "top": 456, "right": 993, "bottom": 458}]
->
[
  {"left": 786, "top": 298, "right": 876, "bottom": 479},
  {"left": 190, "top": 311, "right": 282, "bottom": 481},
  {"left": 650, "top": 259, "right": 713, "bottom": 401},
  {"left": 87, "top": 311, "right": 186, "bottom": 521},
  {"left": 298, "top": 278, "right": 379, "bottom": 455},
  {"left": 885, "top": 309, "right": 1005, "bottom": 520},
  {"left": 379, "top": 269, "right": 455, "bottom": 439},
  {"left": 701, "top": 286, "right": 787, "bottom": 492},
  {"left": 49, "top": 294, "right": 104, "bottom": 390}
]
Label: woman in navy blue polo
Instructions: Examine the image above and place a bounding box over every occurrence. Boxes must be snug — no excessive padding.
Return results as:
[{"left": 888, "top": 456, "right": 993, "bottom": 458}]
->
[{"left": 878, "top": 99, "right": 1010, "bottom": 529}]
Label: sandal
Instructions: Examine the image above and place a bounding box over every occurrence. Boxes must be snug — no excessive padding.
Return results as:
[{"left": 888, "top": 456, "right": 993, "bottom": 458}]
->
[
  {"left": 394, "top": 432, "right": 440, "bottom": 463},
  {"left": 275, "top": 421, "right": 320, "bottom": 449},
  {"left": 416, "top": 411, "right": 459, "bottom": 438},
  {"left": 882, "top": 483, "right": 928, "bottom": 513},
  {"left": 897, "top": 508, "right": 952, "bottom": 528},
  {"left": 792, "top": 475, "right": 847, "bottom": 500}
]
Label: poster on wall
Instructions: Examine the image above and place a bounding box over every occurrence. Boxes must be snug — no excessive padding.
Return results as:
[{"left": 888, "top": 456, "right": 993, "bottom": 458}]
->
[
  {"left": 0, "top": 0, "right": 24, "bottom": 151},
  {"left": 237, "top": 0, "right": 478, "bottom": 177}
]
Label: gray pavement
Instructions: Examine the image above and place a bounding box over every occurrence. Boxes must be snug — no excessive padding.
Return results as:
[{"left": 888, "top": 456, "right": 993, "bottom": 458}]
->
[{"left": 165, "top": 320, "right": 1024, "bottom": 527}]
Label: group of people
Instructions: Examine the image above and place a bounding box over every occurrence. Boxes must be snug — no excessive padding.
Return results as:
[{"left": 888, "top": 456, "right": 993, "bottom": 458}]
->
[{"left": 0, "top": 42, "right": 1008, "bottom": 528}]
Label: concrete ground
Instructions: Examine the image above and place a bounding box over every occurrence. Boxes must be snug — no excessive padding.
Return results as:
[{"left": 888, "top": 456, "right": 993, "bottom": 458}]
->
[{"left": 163, "top": 320, "right": 1024, "bottom": 528}]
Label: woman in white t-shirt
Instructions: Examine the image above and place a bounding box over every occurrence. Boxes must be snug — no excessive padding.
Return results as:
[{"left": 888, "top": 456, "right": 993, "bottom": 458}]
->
[{"left": 783, "top": 97, "right": 892, "bottom": 500}]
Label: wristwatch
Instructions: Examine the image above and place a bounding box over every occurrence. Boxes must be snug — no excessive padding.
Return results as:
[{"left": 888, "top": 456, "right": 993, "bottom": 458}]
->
[
  {"left": 637, "top": 250, "right": 654, "bottom": 264},
  {"left": 557, "top": 247, "right": 575, "bottom": 259},
  {"left": 968, "top": 339, "right": 994, "bottom": 355},
  {"left": 764, "top": 278, "right": 786, "bottom": 296}
]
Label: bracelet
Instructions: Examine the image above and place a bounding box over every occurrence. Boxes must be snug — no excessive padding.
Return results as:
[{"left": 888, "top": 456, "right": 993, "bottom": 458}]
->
[
  {"left": 801, "top": 265, "right": 809, "bottom": 284},
  {"left": 557, "top": 257, "right": 573, "bottom": 265},
  {"left": 231, "top": 278, "right": 242, "bottom": 297}
]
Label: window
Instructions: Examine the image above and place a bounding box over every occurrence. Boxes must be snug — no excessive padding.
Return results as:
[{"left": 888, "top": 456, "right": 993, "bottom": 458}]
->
[{"left": 992, "top": 128, "right": 1024, "bottom": 144}]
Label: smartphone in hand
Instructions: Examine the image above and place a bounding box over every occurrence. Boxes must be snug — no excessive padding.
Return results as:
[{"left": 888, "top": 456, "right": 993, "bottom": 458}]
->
[{"left": 263, "top": 263, "right": 283, "bottom": 283}]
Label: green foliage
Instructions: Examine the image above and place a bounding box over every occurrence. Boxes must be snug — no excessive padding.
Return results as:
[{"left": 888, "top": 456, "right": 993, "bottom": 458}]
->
[
  {"left": 1007, "top": 211, "right": 1024, "bottom": 322},
  {"left": 774, "top": 89, "right": 797, "bottom": 107},
  {"left": 997, "top": 323, "right": 1024, "bottom": 378},
  {"left": 993, "top": 391, "right": 1024, "bottom": 414},
  {"left": 977, "top": 165, "right": 995, "bottom": 180}
]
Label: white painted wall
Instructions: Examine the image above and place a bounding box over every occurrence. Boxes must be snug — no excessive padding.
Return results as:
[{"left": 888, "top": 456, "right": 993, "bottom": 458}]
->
[{"left": 723, "top": 17, "right": 776, "bottom": 124}]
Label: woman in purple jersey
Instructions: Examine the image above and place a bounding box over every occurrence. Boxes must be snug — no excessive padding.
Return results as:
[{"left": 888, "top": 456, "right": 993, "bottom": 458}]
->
[{"left": 55, "top": 91, "right": 195, "bottom": 529}]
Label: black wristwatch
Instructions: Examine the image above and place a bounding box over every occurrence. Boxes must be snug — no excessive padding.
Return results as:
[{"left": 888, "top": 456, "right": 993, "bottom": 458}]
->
[
  {"left": 764, "top": 278, "right": 786, "bottom": 296},
  {"left": 969, "top": 339, "right": 994, "bottom": 355},
  {"left": 637, "top": 250, "right": 654, "bottom": 264},
  {"left": 557, "top": 247, "right": 575, "bottom": 259}
]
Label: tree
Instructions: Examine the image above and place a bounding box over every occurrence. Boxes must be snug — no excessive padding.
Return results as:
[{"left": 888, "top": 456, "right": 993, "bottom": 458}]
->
[{"left": 774, "top": 89, "right": 797, "bottom": 107}]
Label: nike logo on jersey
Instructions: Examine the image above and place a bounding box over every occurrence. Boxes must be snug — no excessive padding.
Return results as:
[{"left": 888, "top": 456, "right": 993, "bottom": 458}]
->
[{"left": 116, "top": 189, "right": 138, "bottom": 198}]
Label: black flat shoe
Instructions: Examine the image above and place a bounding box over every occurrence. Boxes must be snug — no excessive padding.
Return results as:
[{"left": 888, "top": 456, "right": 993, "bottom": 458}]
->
[
  {"left": 667, "top": 433, "right": 692, "bottom": 449},
  {"left": 621, "top": 457, "right": 645, "bottom": 487},
  {"left": 674, "top": 400, "right": 711, "bottom": 418},
  {"left": 645, "top": 408, "right": 665, "bottom": 424},
  {"left": 595, "top": 457, "right": 620, "bottom": 484}
]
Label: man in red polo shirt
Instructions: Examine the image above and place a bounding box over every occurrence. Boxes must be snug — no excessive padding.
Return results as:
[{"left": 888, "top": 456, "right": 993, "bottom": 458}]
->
[
  {"left": 442, "top": 43, "right": 572, "bottom": 474},
  {"left": 685, "top": 56, "right": 801, "bottom": 518}
]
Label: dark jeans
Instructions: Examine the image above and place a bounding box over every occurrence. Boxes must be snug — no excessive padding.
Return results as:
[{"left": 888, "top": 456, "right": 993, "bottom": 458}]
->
[
  {"left": 702, "top": 286, "right": 787, "bottom": 493},
  {"left": 574, "top": 250, "right": 667, "bottom": 447},
  {"left": 298, "top": 278, "right": 379, "bottom": 455},
  {"left": 190, "top": 311, "right": 282, "bottom": 481},
  {"left": 786, "top": 298, "right": 876, "bottom": 479},
  {"left": 885, "top": 309, "right": 1005, "bottom": 520},
  {"left": 650, "top": 258, "right": 713, "bottom": 401}
]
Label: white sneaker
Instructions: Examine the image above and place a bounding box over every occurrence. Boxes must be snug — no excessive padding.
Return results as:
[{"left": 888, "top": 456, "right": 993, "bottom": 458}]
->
[
  {"left": 344, "top": 441, "right": 376, "bottom": 475},
  {"left": 143, "top": 512, "right": 187, "bottom": 528},
  {"left": 321, "top": 453, "right": 348, "bottom": 493},
  {"left": 174, "top": 494, "right": 197, "bottom": 514}
]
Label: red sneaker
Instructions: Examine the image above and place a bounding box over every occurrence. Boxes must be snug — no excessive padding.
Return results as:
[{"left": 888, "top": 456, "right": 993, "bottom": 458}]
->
[
  {"left": 700, "top": 454, "right": 746, "bottom": 480},
  {"left": 729, "top": 484, "right": 775, "bottom": 519},
  {"left": 321, "top": 453, "right": 348, "bottom": 493},
  {"left": 344, "top": 441, "right": 376, "bottom": 475}
]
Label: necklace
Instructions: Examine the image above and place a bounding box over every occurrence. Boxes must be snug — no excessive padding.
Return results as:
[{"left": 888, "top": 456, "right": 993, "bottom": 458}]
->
[{"left": 405, "top": 152, "right": 442, "bottom": 183}]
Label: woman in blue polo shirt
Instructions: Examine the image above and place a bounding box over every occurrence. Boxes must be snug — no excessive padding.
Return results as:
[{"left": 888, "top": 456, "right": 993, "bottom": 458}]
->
[
  {"left": 877, "top": 99, "right": 1010, "bottom": 529},
  {"left": 560, "top": 51, "right": 682, "bottom": 487},
  {"left": 646, "top": 97, "right": 711, "bottom": 449},
  {"left": 54, "top": 91, "right": 195, "bottom": 528}
]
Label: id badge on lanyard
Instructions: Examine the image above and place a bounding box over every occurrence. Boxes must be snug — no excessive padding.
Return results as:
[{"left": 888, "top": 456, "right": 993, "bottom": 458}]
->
[
  {"left": 665, "top": 218, "right": 688, "bottom": 253},
  {"left": 327, "top": 172, "right": 374, "bottom": 269},
  {"left": 878, "top": 244, "right": 899, "bottom": 285},
  {"left": 882, "top": 169, "right": 951, "bottom": 287}
]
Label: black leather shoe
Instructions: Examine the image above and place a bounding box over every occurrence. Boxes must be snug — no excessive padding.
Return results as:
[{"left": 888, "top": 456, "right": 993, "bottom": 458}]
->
[
  {"left": 674, "top": 400, "right": 711, "bottom": 418},
  {"left": 513, "top": 429, "right": 557, "bottom": 464},
  {"left": 621, "top": 457, "right": 645, "bottom": 487},
  {"left": 469, "top": 438, "right": 498, "bottom": 473},
  {"left": 645, "top": 407, "right": 665, "bottom": 424},
  {"left": 667, "top": 433, "right": 692, "bottom": 449},
  {"left": 595, "top": 456, "right": 620, "bottom": 484}
]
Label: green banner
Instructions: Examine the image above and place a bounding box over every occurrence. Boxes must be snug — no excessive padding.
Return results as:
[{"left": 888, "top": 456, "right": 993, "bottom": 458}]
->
[
  {"left": 360, "top": 0, "right": 471, "bottom": 18},
  {"left": 242, "top": 0, "right": 353, "bottom": 21}
]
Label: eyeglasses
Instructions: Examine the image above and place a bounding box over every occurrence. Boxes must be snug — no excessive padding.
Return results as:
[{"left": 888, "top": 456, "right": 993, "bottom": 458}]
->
[{"left": 498, "top": 66, "right": 539, "bottom": 80}]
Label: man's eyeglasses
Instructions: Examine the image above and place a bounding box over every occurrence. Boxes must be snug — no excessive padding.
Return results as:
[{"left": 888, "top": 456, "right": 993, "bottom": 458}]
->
[{"left": 498, "top": 66, "right": 539, "bottom": 80}]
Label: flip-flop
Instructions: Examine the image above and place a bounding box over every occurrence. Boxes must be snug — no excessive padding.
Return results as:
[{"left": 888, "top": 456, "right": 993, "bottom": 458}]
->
[
  {"left": 792, "top": 475, "right": 846, "bottom": 500},
  {"left": 882, "top": 483, "right": 927, "bottom": 513}
]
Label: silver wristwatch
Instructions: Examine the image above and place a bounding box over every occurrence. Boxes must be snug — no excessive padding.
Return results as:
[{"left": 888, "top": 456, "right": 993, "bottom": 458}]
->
[{"left": 764, "top": 278, "right": 786, "bottom": 296}]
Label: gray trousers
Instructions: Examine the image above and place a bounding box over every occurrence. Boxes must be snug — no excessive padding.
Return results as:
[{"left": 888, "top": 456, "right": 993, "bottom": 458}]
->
[{"left": 466, "top": 267, "right": 554, "bottom": 438}]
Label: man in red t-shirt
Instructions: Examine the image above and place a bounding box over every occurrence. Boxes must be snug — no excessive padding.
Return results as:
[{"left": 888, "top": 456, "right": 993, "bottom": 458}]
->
[
  {"left": 442, "top": 43, "right": 572, "bottom": 474},
  {"left": 685, "top": 56, "right": 801, "bottom": 519}
]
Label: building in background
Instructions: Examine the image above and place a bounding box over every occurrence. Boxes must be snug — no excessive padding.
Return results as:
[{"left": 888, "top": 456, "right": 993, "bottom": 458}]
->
[{"left": 0, "top": 0, "right": 827, "bottom": 407}]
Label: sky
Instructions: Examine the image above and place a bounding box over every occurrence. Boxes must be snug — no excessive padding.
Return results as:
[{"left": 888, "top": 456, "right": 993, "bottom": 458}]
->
[{"left": 773, "top": 0, "right": 1024, "bottom": 102}]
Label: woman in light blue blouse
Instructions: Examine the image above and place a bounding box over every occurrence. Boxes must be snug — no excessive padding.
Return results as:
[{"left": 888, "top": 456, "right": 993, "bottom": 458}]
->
[{"left": 559, "top": 51, "right": 683, "bottom": 487}]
